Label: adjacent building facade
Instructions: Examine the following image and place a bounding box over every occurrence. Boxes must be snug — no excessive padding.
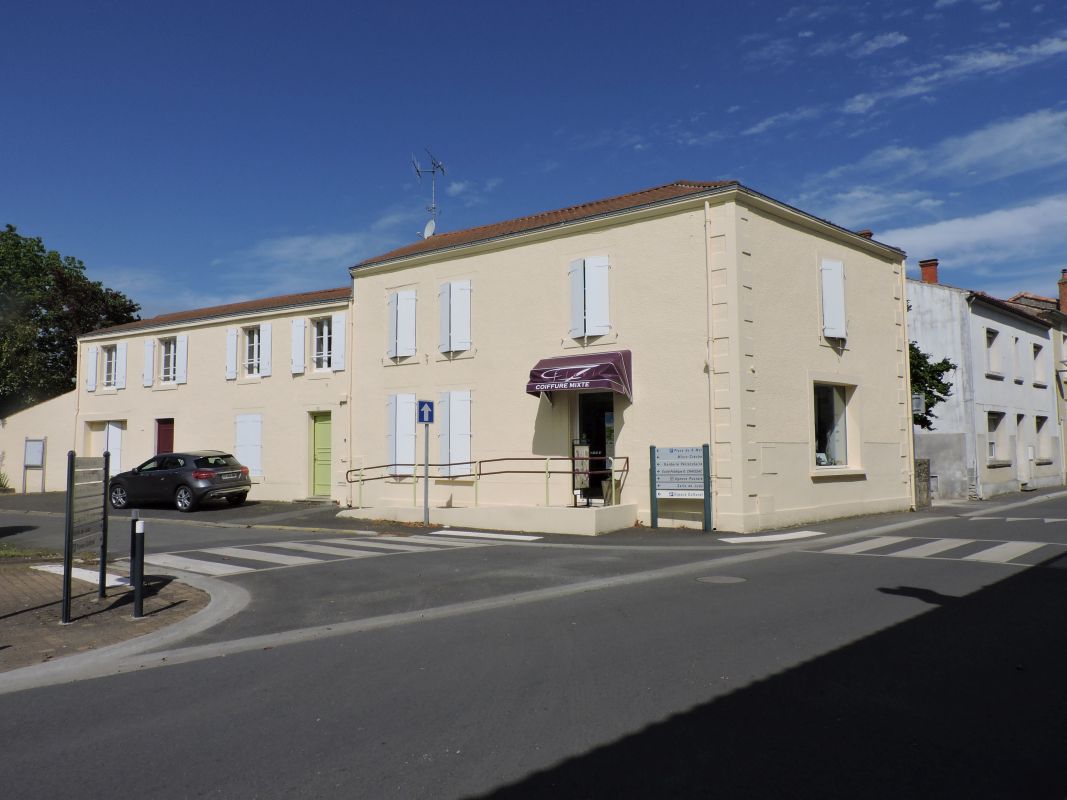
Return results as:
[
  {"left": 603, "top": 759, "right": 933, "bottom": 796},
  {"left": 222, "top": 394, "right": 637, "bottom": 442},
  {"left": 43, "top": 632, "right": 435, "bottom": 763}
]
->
[
  {"left": 908, "top": 260, "right": 1061, "bottom": 499},
  {"left": 0, "top": 180, "right": 918, "bottom": 533}
]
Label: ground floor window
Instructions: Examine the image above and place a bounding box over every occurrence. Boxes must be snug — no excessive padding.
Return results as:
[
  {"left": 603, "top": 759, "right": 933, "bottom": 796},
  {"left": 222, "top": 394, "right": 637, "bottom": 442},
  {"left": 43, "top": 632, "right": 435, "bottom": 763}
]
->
[
  {"left": 814, "top": 383, "right": 848, "bottom": 467},
  {"left": 1036, "top": 415, "right": 1051, "bottom": 461},
  {"left": 987, "top": 411, "right": 1005, "bottom": 461}
]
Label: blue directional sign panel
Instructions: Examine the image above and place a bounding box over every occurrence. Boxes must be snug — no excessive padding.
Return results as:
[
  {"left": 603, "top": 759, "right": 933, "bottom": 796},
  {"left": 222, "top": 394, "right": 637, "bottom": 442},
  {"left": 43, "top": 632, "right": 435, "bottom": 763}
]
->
[{"left": 418, "top": 400, "right": 434, "bottom": 424}]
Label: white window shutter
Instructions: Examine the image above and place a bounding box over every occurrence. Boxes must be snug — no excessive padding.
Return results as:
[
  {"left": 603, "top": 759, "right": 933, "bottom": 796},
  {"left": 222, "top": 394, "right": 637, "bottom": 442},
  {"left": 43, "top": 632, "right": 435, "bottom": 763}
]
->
[
  {"left": 291, "top": 318, "right": 306, "bottom": 374},
  {"left": 86, "top": 346, "right": 98, "bottom": 392},
  {"left": 143, "top": 340, "right": 155, "bottom": 387},
  {"left": 235, "top": 413, "right": 263, "bottom": 476},
  {"left": 115, "top": 342, "right": 127, "bottom": 389},
  {"left": 569, "top": 259, "right": 586, "bottom": 338},
  {"left": 386, "top": 395, "right": 398, "bottom": 474},
  {"left": 438, "top": 283, "right": 451, "bottom": 353},
  {"left": 452, "top": 280, "right": 472, "bottom": 351},
  {"left": 584, "top": 256, "right": 611, "bottom": 336},
  {"left": 176, "top": 335, "right": 189, "bottom": 384},
  {"left": 331, "top": 311, "right": 345, "bottom": 371},
  {"left": 451, "top": 390, "right": 472, "bottom": 477},
  {"left": 387, "top": 292, "right": 399, "bottom": 358},
  {"left": 395, "top": 393, "right": 416, "bottom": 476},
  {"left": 397, "top": 291, "right": 417, "bottom": 357},
  {"left": 225, "top": 328, "right": 238, "bottom": 380},
  {"left": 260, "top": 322, "right": 272, "bottom": 377},
  {"left": 820, "top": 259, "right": 847, "bottom": 339},
  {"left": 438, "top": 392, "right": 451, "bottom": 475}
]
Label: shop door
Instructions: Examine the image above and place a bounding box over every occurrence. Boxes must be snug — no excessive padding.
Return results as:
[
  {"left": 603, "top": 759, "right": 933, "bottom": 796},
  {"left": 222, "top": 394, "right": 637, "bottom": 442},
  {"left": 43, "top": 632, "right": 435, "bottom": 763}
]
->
[
  {"left": 578, "top": 393, "right": 615, "bottom": 499},
  {"left": 311, "top": 413, "right": 332, "bottom": 497},
  {"left": 156, "top": 418, "right": 175, "bottom": 454}
]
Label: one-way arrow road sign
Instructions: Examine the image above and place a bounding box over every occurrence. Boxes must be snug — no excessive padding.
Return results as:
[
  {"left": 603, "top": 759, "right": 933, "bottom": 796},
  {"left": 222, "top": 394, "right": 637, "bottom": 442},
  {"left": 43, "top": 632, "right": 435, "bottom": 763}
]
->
[{"left": 418, "top": 400, "right": 434, "bottom": 424}]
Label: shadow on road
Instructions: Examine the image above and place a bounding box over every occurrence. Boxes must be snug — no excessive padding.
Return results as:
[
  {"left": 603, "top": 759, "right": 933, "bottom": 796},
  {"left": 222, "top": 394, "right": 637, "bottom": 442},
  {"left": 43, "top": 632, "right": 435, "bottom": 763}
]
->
[
  {"left": 0, "top": 525, "right": 38, "bottom": 539},
  {"left": 473, "top": 553, "right": 1067, "bottom": 799}
]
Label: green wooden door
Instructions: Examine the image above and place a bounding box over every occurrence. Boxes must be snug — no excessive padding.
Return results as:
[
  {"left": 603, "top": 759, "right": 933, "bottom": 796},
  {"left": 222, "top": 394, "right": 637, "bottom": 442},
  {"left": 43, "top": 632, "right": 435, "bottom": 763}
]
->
[{"left": 311, "top": 413, "right": 332, "bottom": 496}]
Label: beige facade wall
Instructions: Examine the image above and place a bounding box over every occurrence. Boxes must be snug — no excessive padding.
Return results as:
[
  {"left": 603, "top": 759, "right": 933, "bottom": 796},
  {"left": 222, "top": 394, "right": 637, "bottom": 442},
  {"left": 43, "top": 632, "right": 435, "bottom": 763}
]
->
[
  {"left": 0, "top": 390, "right": 78, "bottom": 492},
  {"left": 350, "top": 191, "right": 913, "bottom": 532},
  {"left": 70, "top": 299, "right": 352, "bottom": 503}
]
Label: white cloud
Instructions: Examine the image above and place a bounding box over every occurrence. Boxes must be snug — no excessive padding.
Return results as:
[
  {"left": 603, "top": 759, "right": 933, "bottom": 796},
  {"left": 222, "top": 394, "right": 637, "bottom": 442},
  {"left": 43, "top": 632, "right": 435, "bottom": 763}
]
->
[
  {"left": 932, "top": 108, "right": 1067, "bottom": 179},
  {"left": 855, "top": 32, "right": 909, "bottom": 56},
  {"left": 443, "top": 177, "right": 504, "bottom": 207},
  {"left": 882, "top": 194, "right": 1067, "bottom": 264},
  {"left": 446, "top": 181, "right": 471, "bottom": 198},
  {"left": 799, "top": 186, "right": 942, "bottom": 228},
  {"left": 742, "top": 105, "right": 821, "bottom": 135},
  {"left": 842, "top": 30, "right": 1067, "bottom": 113}
]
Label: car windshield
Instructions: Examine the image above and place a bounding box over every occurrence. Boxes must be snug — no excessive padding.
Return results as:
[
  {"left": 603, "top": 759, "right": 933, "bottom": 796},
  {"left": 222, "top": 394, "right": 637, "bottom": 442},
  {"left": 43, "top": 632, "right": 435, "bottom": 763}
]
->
[{"left": 194, "top": 454, "right": 241, "bottom": 468}]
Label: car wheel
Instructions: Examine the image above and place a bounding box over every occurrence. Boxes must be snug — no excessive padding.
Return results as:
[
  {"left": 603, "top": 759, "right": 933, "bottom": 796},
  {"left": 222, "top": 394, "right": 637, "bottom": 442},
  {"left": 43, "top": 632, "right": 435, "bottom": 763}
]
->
[
  {"left": 175, "top": 485, "right": 197, "bottom": 512},
  {"left": 226, "top": 493, "right": 248, "bottom": 507},
  {"left": 110, "top": 483, "right": 129, "bottom": 509}
]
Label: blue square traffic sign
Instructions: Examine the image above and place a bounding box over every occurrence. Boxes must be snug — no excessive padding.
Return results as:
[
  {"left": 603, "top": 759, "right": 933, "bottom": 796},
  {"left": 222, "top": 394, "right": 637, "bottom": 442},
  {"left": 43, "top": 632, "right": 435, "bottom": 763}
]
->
[{"left": 418, "top": 400, "right": 434, "bottom": 424}]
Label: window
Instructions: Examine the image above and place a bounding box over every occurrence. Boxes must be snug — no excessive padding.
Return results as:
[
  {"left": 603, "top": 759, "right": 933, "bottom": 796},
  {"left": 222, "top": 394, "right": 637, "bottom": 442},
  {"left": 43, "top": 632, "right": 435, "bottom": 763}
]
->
[
  {"left": 438, "top": 390, "right": 472, "bottom": 476},
  {"left": 569, "top": 257, "right": 611, "bottom": 338},
  {"left": 985, "top": 329, "right": 1001, "bottom": 375},
  {"left": 819, "top": 258, "right": 846, "bottom": 340},
  {"left": 1036, "top": 416, "right": 1052, "bottom": 461},
  {"left": 313, "top": 318, "right": 333, "bottom": 370},
  {"left": 228, "top": 324, "right": 271, "bottom": 379},
  {"left": 987, "top": 412, "right": 1005, "bottom": 461},
  {"left": 160, "top": 338, "right": 177, "bottom": 383},
  {"left": 388, "top": 290, "right": 417, "bottom": 358},
  {"left": 814, "top": 384, "right": 848, "bottom": 466},
  {"left": 102, "top": 346, "right": 117, "bottom": 387},
  {"left": 1033, "top": 343, "right": 1047, "bottom": 385},
  {"left": 438, "top": 280, "right": 472, "bottom": 353},
  {"left": 386, "top": 394, "right": 417, "bottom": 476},
  {"left": 244, "top": 326, "right": 261, "bottom": 375},
  {"left": 1013, "top": 336, "right": 1023, "bottom": 382}
]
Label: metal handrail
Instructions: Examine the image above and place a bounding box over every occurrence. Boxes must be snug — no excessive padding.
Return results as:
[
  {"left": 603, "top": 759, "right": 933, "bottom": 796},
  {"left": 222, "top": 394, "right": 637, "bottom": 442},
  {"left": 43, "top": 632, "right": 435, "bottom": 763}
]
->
[{"left": 345, "top": 456, "right": 629, "bottom": 508}]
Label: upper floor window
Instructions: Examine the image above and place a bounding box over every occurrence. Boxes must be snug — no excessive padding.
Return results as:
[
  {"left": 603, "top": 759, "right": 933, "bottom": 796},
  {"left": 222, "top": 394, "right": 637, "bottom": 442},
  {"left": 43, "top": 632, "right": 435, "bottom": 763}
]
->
[
  {"left": 85, "top": 342, "right": 126, "bottom": 392},
  {"left": 313, "top": 317, "right": 333, "bottom": 370},
  {"left": 244, "top": 326, "right": 262, "bottom": 376},
  {"left": 438, "top": 280, "right": 472, "bottom": 353},
  {"left": 160, "top": 337, "right": 178, "bottom": 383},
  {"left": 227, "top": 323, "right": 272, "bottom": 380},
  {"left": 985, "top": 328, "right": 1002, "bottom": 375},
  {"left": 569, "top": 257, "right": 611, "bottom": 339},
  {"left": 102, "top": 345, "right": 117, "bottom": 388},
  {"left": 819, "top": 258, "right": 846, "bottom": 340},
  {"left": 1033, "top": 343, "right": 1047, "bottom": 385},
  {"left": 290, "top": 313, "right": 344, "bottom": 375},
  {"left": 388, "top": 290, "right": 417, "bottom": 358}
]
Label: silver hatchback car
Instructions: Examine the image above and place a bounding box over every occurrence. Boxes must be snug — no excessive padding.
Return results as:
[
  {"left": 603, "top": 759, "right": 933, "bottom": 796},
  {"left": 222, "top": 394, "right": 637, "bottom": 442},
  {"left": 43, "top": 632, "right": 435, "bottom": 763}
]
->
[{"left": 109, "top": 450, "right": 252, "bottom": 512}]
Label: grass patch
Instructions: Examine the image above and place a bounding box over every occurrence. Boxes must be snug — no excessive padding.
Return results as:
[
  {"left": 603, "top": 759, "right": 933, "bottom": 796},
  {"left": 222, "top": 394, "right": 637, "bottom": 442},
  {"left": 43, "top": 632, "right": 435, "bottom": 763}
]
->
[{"left": 0, "top": 544, "right": 62, "bottom": 560}]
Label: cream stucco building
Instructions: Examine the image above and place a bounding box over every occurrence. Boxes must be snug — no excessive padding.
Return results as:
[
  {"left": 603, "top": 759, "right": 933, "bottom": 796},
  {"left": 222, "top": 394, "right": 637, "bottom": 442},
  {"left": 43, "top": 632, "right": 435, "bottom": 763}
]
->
[
  {"left": 343, "top": 181, "right": 915, "bottom": 532},
  {"left": 0, "top": 180, "right": 917, "bottom": 533}
]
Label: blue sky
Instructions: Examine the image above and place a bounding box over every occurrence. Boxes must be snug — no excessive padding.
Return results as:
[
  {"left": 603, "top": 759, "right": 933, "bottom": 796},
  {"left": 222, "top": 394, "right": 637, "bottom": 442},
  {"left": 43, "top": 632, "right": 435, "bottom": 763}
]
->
[{"left": 3, "top": 1, "right": 1066, "bottom": 317}]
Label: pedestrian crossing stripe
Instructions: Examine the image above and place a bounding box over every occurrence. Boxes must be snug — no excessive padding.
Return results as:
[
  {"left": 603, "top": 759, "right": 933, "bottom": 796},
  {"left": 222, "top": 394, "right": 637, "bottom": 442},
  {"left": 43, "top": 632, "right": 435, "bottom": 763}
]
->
[
  {"left": 812, "top": 536, "right": 1062, "bottom": 565},
  {"left": 133, "top": 534, "right": 497, "bottom": 577},
  {"left": 964, "top": 516, "right": 1067, "bottom": 523}
]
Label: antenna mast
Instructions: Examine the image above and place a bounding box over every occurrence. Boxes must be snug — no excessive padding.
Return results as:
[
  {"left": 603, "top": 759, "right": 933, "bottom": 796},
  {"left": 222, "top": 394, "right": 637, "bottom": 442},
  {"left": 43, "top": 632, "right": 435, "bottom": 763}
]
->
[{"left": 411, "top": 148, "right": 446, "bottom": 238}]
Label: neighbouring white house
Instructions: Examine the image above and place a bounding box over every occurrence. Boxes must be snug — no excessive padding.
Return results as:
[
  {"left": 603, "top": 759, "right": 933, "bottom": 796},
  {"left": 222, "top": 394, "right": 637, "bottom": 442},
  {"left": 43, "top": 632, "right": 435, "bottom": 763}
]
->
[
  {"left": 342, "top": 180, "right": 916, "bottom": 533},
  {"left": 0, "top": 287, "right": 353, "bottom": 504},
  {"left": 908, "top": 259, "right": 1061, "bottom": 500},
  {"left": 1, "top": 180, "right": 918, "bottom": 534}
]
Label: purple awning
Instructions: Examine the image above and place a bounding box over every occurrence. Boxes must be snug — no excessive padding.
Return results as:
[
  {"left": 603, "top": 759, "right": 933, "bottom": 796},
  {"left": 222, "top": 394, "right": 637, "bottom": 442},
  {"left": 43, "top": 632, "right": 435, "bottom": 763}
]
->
[{"left": 526, "top": 350, "right": 633, "bottom": 401}]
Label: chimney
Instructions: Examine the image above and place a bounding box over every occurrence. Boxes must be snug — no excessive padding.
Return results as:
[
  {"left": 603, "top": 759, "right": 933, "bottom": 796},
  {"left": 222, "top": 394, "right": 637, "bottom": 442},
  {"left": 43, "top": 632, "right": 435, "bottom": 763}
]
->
[
  {"left": 1058, "top": 269, "right": 1067, "bottom": 314},
  {"left": 919, "top": 258, "right": 939, "bottom": 284},
  {"left": 857, "top": 229, "right": 873, "bottom": 239}
]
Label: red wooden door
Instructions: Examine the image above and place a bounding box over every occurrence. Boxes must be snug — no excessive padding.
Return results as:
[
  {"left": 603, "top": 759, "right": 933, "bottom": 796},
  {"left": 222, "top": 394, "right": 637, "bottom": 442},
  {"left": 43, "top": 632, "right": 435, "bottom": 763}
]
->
[{"left": 156, "top": 418, "right": 174, "bottom": 453}]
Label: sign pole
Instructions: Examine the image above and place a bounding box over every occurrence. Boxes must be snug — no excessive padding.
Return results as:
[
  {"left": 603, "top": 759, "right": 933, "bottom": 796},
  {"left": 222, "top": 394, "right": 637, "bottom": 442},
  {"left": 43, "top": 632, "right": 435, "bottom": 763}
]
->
[
  {"left": 61, "top": 450, "right": 75, "bottom": 624},
  {"left": 649, "top": 445, "right": 659, "bottom": 529},
  {"left": 423, "top": 422, "right": 430, "bottom": 525},
  {"left": 702, "top": 443, "right": 712, "bottom": 532}
]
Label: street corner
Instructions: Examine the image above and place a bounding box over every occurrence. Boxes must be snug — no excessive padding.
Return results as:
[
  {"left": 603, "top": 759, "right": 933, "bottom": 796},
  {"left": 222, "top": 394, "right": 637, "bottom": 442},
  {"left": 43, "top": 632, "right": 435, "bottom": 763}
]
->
[{"left": 0, "top": 559, "right": 209, "bottom": 674}]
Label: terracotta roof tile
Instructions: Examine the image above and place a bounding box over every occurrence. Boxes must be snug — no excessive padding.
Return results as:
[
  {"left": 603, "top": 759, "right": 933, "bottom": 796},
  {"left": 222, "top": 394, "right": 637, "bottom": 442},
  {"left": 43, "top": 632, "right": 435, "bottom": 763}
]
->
[
  {"left": 86, "top": 286, "right": 351, "bottom": 337},
  {"left": 353, "top": 180, "right": 739, "bottom": 269},
  {"left": 970, "top": 291, "right": 1050, "bottom": 328}
]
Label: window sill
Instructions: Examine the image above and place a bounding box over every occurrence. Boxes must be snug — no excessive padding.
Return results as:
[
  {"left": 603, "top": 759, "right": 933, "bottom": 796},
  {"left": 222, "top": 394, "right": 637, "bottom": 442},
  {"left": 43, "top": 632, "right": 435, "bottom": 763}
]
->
[
  {"left": 237, "top": 376, "right": 264, "bottom": 385},
  {"left": 1033, "top": 381, "right": 1048, "bottom": 389},
  {"left": 306, "top": 371, "right": 334, "bottom": 380},
  {"left": 986, "top": 459, "right": 1013, "bottom": 469},
  {"left": 985, "top": 371, "right": 1004, "bottom": 381},
  {"left": 97, "top": 387, "right": 119, "bottom": 395},
  {"left": 152, "top": 383, "right": 178, "bottom": 392},
  {"left": 1035, "top": 458, "right": 1054, "bottom": 466},
  {"left": 810, "top": 467, "right": 866, "bottom": 479},
  {"left": 1013, "top": 378, "right": 1025, "bottom": 385}
]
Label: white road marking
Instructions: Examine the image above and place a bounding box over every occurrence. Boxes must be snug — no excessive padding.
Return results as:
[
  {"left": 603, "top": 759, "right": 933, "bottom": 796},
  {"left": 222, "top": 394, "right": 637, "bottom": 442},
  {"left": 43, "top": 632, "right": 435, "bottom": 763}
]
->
[
  {"left": 267, "top": 541, "right": 383, "bottom": 559},
  {"left": 719, "top": 530, "right": 827, "bottom": 544},
  {"left": 399, "top": 535, "right": 488, "bottom": 548},
  {"left": 888, "top": 539, "right": 975, "bottom": 558},
  {"left": 144, "top": 554, "right": 254, "bottom": 576},
  {"left": 32, "top": 564, "right": 128, "bottom": 587},
  {"left": 1004, "top": 517, "right": 1042, "bottom": 522},
  {"left": 1043, "top": 518, "right": 1067, "bottom": 523},
  {"left": 429, "top": 530, "right": 542, "bottom": 541},
  {"left": 967, "top": 517, "right": 1000, "bottom": 521},
  {"left": 821, "top": 536, "right": 911, "bottom": 555},
  {"left": 962, "top": 541, "right": 1047, "bottom": 563},
  {"left": 202, "top": 547, "right": 323, "bottom": 566},
  {"left": 319, "top": 537, "right": 432, "bottom": 552}
]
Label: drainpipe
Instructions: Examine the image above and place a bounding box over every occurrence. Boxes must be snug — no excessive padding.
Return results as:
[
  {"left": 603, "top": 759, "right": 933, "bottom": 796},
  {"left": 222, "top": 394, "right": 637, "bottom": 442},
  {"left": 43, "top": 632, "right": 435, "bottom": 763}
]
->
[{"left": 703, "top": 200, "right": 716, "bottom": 511}]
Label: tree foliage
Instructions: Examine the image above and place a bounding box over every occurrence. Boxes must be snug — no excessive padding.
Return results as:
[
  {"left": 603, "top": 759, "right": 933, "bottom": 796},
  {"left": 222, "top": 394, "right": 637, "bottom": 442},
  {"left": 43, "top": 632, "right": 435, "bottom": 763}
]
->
[
  {"left": 910, "top": 341, "right": 956, "bottom": 430},
  {"left": 0, "top": 224, "right": 139, "bottom": 417}
]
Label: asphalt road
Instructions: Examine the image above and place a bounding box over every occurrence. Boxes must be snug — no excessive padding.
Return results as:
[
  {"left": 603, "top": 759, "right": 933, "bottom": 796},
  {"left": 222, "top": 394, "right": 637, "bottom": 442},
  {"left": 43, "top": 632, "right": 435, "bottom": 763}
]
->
[{"left": 2, "top": 491, "right": 1067, "bottom": 798}]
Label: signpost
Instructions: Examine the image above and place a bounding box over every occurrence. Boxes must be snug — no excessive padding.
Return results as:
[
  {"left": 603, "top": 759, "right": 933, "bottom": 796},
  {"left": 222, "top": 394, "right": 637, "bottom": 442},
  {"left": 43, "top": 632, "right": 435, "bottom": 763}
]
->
[
  {"left": 418, "top": 400, "right": 434, "bottom": 524},
  {"left": 650, "top": 445, "right": 711, "bottom": 531},
  {"left": 62, "top": 451, "right": 110, "bottom": 623}
]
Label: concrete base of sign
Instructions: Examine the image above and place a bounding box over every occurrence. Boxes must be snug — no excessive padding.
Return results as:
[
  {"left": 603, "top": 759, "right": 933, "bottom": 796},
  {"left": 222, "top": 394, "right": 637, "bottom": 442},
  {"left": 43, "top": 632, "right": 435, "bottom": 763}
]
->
[{"left": 337, "top": 503, "right": 639, "bottom": 536}]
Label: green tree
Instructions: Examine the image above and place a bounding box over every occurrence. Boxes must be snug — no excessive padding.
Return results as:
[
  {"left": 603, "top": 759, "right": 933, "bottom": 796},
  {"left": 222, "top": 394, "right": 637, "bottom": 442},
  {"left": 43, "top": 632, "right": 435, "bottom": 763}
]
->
[
  {"left": 910, "top": 341, "right": 955, "bottom": 430},
  {"left": 0, "top": 224, "right": 139, "bottom": 417}
]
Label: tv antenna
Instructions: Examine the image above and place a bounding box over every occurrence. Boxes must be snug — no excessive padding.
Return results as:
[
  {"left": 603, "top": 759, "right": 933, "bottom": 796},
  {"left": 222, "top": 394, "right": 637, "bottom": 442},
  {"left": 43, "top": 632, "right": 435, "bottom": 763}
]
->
[{"left": 412, "top": 148, "right": 445, "bottom": 238}]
